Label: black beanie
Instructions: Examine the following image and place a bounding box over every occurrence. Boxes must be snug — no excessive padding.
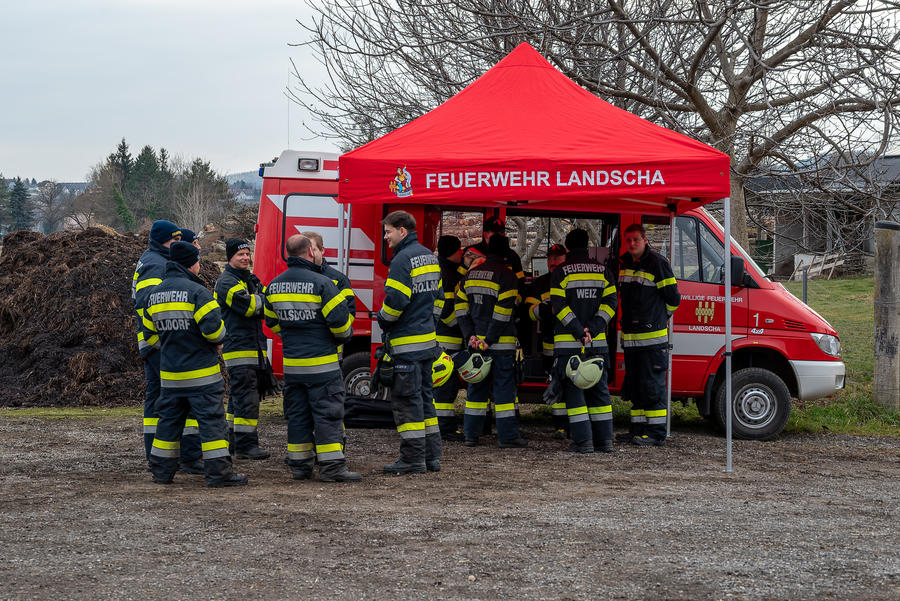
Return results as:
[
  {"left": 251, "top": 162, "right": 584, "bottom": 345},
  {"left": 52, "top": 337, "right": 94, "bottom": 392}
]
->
[
  {"left": 565, "top": 228, "right": 589, "bottom": 250},
  {"left": 180, "top": 228, "right": 197, "bottom": 244},
  {"left": 170, "top": 241, "right": 200, "bottom": 269},
  {"left": 226, "top": 238, "right": 250, "bottom": 261},
  {"left": 487, "top": 234, "right": 510, "bottom": 257},
  {"left": 437, "top": 235, "right": 461, "bottom": 258}
]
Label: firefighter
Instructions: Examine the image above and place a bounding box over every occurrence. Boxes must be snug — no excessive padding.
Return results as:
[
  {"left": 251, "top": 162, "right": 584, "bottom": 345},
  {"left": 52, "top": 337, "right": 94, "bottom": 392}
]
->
[
  {"left": 378, "top": 211, "right": 443, "bottom": 474},
  {"left": 456, "top": 235, "right": 528, "bottom": 448},
  {"left": 523, "top": 243, "right": 568, "bottom": 438},
  {"left": 473, "top": 216, "right": 525, "bottom": 287},
  {"left": 264, "top": 235, "right": 360, "bottom": 482},
  {"left": 132, "top": 220, "right": 202, "bottom": 474},
  {"left": 618, "top": 223, "right": 680, "bottom": 446},
  {"left": 550, "top": 229, "right": 618, "bottom": 453},
  {"left": 180, "top": 228, "right": 202, "bottom": 250},
  {"left": 434, "top": 235, "right": 465, "bottom": 440},
  {"left": 214, "top": 238, "right": 270, "bottom": 460},
  {"left": 301, "top": 230, "right": 356, "bottom": 324},
  {"left": 142, "top": 242, "right": 248, "bottom": 487}
]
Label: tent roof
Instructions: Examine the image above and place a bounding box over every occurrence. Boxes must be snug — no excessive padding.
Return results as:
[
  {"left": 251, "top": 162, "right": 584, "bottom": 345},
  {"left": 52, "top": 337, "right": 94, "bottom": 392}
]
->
[{"left": 338, "top": 43, "right": 730, "bottom": 214}]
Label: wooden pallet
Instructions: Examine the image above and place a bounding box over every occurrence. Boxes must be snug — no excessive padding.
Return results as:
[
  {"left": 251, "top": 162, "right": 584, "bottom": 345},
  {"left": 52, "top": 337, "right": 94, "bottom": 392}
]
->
[{"left": 790, "top": 252, "right": 845, "bottom": 280}]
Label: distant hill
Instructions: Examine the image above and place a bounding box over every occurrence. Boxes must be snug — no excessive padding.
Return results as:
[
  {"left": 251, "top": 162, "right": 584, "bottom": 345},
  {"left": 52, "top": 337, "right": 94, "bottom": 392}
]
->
[{"left": 226, "top": 170, "right": 262, "bottom": 190}]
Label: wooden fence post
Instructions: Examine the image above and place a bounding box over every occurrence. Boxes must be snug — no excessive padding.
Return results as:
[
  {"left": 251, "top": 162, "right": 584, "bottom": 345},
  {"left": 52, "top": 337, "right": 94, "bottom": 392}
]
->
[{"left": 873, "top": 221, "right": 900, "bottom": 410}]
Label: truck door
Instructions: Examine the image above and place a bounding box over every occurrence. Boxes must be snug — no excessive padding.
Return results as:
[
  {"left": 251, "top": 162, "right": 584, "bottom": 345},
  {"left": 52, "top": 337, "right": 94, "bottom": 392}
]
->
[{"left": 643, "top": 214, "right": 749, "bottom": 394}]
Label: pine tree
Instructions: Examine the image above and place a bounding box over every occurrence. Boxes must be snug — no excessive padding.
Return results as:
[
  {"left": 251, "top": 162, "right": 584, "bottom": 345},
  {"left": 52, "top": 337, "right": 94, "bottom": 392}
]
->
[
  {"left": 113, "top": 186, "right": 136, "bottom": 232},
  {"left": 0, "top": 174, "right": 9, "bottom": 233},
  {"left": 9, "top": 177, "right": 34, "bottom": 231},
  {"left": 107, "top": 138, "right": 133, "bottom": 184},
  {"left": 127, "top": 145, "right": 160, "bottom": 220}
]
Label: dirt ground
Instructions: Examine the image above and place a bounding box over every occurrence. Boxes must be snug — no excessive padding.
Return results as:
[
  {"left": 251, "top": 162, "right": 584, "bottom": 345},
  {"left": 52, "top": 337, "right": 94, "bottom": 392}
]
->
[{"left": 1, "top": 416, "right": 898, "bottom": 601}]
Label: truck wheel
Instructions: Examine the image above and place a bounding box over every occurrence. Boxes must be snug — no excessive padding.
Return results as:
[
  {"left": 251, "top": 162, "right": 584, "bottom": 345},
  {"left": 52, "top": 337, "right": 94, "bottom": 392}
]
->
[
  {"left": 342, "top": 352, "right": 376, "bottom": 397},
  {"left": 714, "top": 367, "right": 791, "bottom": 441}
]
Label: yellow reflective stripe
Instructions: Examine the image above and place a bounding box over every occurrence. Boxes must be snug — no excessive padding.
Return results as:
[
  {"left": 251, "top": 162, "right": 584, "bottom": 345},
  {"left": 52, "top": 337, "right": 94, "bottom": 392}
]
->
[
  {"left": 567, "top": 406, "right": 588, "bottom": 416},
  {"left": 397, "top": 422, "right": 425, "bottom": 432},
  {"left": 245, "top": 294, "right": 257, "bottom": 317},
  {"left": 561, "top": 273, "right": 607, "bottom": 287},
  {"left": 631, "top": 409, "right": 645, "bottom": 416},
  {"left": 146, "top": 334, "right": 159, "bottom": 346},
  {"left": 264, "top": 306, "right": 277, "bottom": 319},
  {"left": 424, "top": 417, "right": 438, "bottom": 427},
  {"left": 623, "top": 329, "right": 668, "bottom": 341},
  {"left": 283, "top": 354, "right": 339, "bottom": 366},
  {"left": 657, "top": 277, "right": 677, "bottom": 288},
  {"left": 153, "top": 439, "right": 180, "bottom": 450},
  {"left": 666, "top": 304, "right": 679, "bottom": 312},
  {"left": 622, "top": 269, "right": 655, "bottom": 282},
  {"left": 201, "top": 439, "right": 229, "bottom": 452},
  {"left": 444, "top": 291, "right": 456, "bottom": 299},
  {"left": 524, "top": 296, "right": 540, "bottom": 306},
  {"left": 160, "top": 364, "right": 221, "bottom": 380},
  {"left": 589, "top": 405, "right": 613, "bottom": 414},
  {"left": 494, "top": 403, "right": 516, "bottom": 412},
  {"left": 288, "top": 442, "right": 314, "bottom": 452},
  {"left": 184, "top": 419, "right": 198, "bottom": 428},
  {"left": 557, "top": 306, "right": 573, "bottom": 320},
  {"left": 267, "top": 293, "right": 322, "bottom": 303},
  {"left": 226, "top": 282, "right": 247, "bottom": 308},
  {"left": 381, "top": 303, "right": 402, "bottom": 317},
  {"left": 148, "top": 301, "right": 193, "bottom": 314},
  {"left": 410, "top": 264, "right": 440, "bottom": 277},
  {"left": 391, "top": 332, "right": 436, "bottom": 345},
  {"left": 195, "top": 300, "right": 220, "bottom": 323},
  {"left": 493, "top": 305, "right": 513, "bottom": 316},
  {"left": 433, "top": 403, "right": 455, "bottom": 410},
  {"left": 386, "top": 278, "right": 412, "bottom": 298},
  {"left": 321, "top": 292, "right": 346, "bottom": 317},
  {"left": 270, "top": 324, "right": 281, "bottom": 334},
  {"left": 222, "top": 350, "right": 265, "bottom": 360},
  {"left": 554, "top": 334, "right": 577, "bottom": 342},
  {"left": 335, "top": 287, "right": 355, "bottom": 304},
  {"left": 497, "top": 336, "right": 516, "bottom": 343},
  {"left": 498, "top": 289, "right": 517, "bottom": 301},
  {"left": 645, "top": 409, "right": 667, "bottom": 418},
  {"left": 598, "top": 304, "right": 616, "bottom": 319},
  {"left": 203, "top": 321, "right": 225, "bottom": 342},
  {"left": 141, "top": 314, "right": 155, "bottom": 330},
  {"left": 330, "top": 315, "right": 353, "bottom": 335},
  {"left": 466, "top": 278, "right": 500, "bottom": 290},
  {"left": 603, "top": 285, "right": 617, "bottom": 297},
  {"left": 550, "top": 287, "right": 565, "bottom": 297},
  {"left": 466, "top": 401, "right": 489, "bottom": 409},
  {"left": 233, "top": 418, "right": 257, "bottom": 426},
  {"left": 316, "top": 443, "right": 343, "bottom": 453},
  {"left": 436, "top": 335, "right": 463, "bottom": 344},
  {"left": 135, "top": 277, "right": 163, "bottom": 292},
  {"left": 143, "top": 417, "right": 159, "bottom": 426}
]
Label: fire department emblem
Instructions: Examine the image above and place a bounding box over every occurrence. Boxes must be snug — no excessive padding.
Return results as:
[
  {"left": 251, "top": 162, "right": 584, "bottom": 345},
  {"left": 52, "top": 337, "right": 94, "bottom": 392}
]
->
[
  {"left": 695, "top": 301, "right": 715, "bottom": 324},
  {"left": 390, "top": 166, "right": 413, "bottom": 198}
]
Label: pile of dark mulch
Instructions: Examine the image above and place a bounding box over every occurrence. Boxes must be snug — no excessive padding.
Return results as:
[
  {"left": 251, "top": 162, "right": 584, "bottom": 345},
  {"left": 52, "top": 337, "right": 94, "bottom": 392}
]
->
[{"left": 0, "top": 228, "right": 222, "bottom": 407}]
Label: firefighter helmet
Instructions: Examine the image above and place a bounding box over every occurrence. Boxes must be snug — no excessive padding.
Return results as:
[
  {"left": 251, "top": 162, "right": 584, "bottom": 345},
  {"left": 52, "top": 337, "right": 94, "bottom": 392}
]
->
[
  {"left": 432, "top": 351, "right": 454, "bottom": 387},
  {"left": 458, "top": 351, "right": 492, "bottom": 383},
  {"left": 565, "top": 355, "right": 605, "bottom": 389}
]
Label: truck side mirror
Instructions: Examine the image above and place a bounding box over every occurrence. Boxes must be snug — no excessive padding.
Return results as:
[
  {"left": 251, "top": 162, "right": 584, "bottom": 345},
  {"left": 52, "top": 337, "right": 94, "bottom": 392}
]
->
[{"left": 719, "top": 256, "right": 746, "bottom": 286}]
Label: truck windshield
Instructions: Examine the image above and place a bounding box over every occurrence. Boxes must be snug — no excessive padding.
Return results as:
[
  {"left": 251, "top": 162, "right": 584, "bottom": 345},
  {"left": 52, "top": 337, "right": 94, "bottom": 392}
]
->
[{"left": 644, "top": 215, "right": 725, "bottom": 283}]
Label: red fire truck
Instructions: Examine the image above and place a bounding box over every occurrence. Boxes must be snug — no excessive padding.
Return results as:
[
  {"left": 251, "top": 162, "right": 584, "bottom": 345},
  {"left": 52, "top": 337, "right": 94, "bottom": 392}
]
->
[{"left": 253, "top": 149, "right": 845, "bottom": 441}]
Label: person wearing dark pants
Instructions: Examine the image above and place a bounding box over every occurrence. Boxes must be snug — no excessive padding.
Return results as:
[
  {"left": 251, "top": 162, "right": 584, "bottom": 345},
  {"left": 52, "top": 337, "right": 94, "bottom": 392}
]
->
[
  {"left": 550, "top": 229, "right": 618, "bottom": 453},
  {"left": 618, "top": 223, "right": 680, "bottom": 446},
  {"left": 378, "top": 211, "right": 444, "bottom": 474},
  {"left": 264, "top": 234, "right": 360, "bottom": 482},
  {"left": 215, "top": 237, "right": 270, "bottom": 460},
  {"left": 133, "top": 220, "right": 201, "bottom": 473},
  {"left": 143, "top": 242, "right": 247, "bottom": 487},
  {"left": 434, "top": 235, "right": 465, "bottom": 440},
  {"left": 456, "top": 235, "right": 527, "bottom": 448}
]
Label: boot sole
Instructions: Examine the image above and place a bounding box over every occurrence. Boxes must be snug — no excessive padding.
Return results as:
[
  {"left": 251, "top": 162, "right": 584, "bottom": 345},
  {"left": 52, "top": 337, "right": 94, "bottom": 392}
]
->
[
  {"left": 207, "top": 480, "right": 249, "bottom": 488},
  {"left": 383, "top": 467, "right": 426, "bottom": 474},
  {"left": 319, "top": 476, "right": 362, "bottom": 482},
  {"left": 235, "top": 453, "right": 271, "bottom": 460}
]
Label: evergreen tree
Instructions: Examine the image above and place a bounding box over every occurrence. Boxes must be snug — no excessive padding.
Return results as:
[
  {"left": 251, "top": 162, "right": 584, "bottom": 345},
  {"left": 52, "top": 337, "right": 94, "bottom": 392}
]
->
[
  {"left": 9, "top": 177, "right": 34, "bottom": 231},
  {"left": 127, "top": 145, "right": 160, "bottom": 220},
  {"left": 0, "top": 174, "right": 9, "bottom": 233},
  {"left": 113, "top": 186, "right": 136, "bottom": 232},
  {"left": 107, "top": 138, "right": 133, "bottom": 184}
]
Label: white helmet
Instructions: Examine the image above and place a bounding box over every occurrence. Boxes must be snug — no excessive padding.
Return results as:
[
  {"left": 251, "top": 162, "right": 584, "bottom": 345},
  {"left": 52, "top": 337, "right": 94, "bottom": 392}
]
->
[
  {"left": 565, "top": 355, "right": 605, "bottom": 389},
  {"left": 458, "top": 351, "right": 493, "bottom": 383}
]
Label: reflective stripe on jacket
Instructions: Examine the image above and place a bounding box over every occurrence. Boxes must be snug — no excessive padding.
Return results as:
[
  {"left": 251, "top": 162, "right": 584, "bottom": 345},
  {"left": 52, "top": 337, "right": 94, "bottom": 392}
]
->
[
  {"left": 456, "top": 257, "right": 518, "bottom": 353},
  {"left": 132, "top": 240, "right": 169, "bottom": 358},
  {"left": 214, "top": 265, "right": 267, "bottom": 369},
  {"left": 618, "top": 247, "right": 680, "bottom": 350},
  {"left": 435, "top": 256, "right": 464, "bottom": 352},
  {"left": 550, "top": 249, "right": 618, "bottom": 355}
]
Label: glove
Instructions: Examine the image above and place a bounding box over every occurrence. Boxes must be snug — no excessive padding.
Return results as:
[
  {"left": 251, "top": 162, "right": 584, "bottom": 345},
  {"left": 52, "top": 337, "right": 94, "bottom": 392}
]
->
[{"left": 543, "top": 372, "right": 562, "bottom": 405}]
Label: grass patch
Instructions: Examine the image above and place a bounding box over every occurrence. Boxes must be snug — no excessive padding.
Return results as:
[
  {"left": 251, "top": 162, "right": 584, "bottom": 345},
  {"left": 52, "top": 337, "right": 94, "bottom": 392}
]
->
[{"left": 0, "top": 406, "right": 141, "bottom": 418}]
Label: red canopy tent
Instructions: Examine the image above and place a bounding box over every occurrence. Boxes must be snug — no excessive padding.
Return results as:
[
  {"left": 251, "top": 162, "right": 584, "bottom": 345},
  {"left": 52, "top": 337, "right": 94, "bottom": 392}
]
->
[{"left": 338, "top": 42, "right": 730, "bottom": 212}]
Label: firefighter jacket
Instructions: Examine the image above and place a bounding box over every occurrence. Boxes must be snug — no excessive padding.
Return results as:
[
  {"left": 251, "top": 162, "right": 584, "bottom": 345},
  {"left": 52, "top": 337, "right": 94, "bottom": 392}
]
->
[
  {"left": 618, "top": 246, "right": 680, "bottom": 350},
  {"left": 141, "top": 262, "right": 227, "bottom": 389},
  {"left": 435, "top": 257, "right": 464, "bottom": 352},
  {"left": 264, "top": 256, "right": 353, "bottom": 381},
  {"left": 550, "top": 249, "right": 618, "bottom": 356},
  {"left": 132, "top": 239, "right": 170, "bottom": 358},
  {"left": 376, "top": 232, "right": 442, "bottom": 360},
  {"left": 456, "top": 257, "right": 518, "bottom": 353},
  {"left": 214, "top": 265, "right": 267, "bottom": 370},
  {"left": 473, "top": 239, "right": 525, "bottom": 284},
  {"left": 523, "top": 272, "right": 554, "bottom": 357},
  {"left": 320, "top": 258, "right": 356, "bottom": 320}
]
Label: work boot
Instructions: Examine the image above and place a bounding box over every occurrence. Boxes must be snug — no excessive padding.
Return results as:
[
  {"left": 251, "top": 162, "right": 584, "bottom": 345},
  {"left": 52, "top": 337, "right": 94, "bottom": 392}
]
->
[
  {"left": 235, "top": 446, "right": 270, "bottom": 460},
  {"left": 319, "top": 467, "right": 362, "bottom": 482},
  {"left": 151, "top": 475, "right": 173, "bottom": 485},
  {"left": 567, "top": 441, "right": 595, "bottom": 454},
  {"left": 291, "top": 468, "right": 313, "bottom": 480},
  {"left": 632, "top": 435, "right": 665, "bottom": 447},
  {"left": 464, "top": 438, "right": 479, "bottom": 447},
  {"left": 442, "top": 430, "right": 465, "bottom": 442},
  {"left": 596, "top": 439, "right": 614, "bottom": 453},
  {"left": 207, "top": 473, "right": 249, "bottom": 488},
  {"left": 178, "top": 459, "right": 204, "bottom": 475},
  {"left": 383, "top": 458, "right": 426, "bottom": 474},
  {"left": 426, "top": 460, "right": 441, "bottom": 472},
  {"left": 615, "top": 432, "right": 634, "bottom": 443},
  {"left": 552, "top": 428, "right": 567, "bottom": 440},
  {"left": 498, "top": 437, "right": 529, "bottom": 449}
]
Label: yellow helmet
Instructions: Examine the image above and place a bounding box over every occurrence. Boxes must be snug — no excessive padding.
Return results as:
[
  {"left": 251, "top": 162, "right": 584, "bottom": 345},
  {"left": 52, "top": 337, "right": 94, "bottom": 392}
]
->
[{"left": 432, "top": 351, "right": 454, "bottom": 387}]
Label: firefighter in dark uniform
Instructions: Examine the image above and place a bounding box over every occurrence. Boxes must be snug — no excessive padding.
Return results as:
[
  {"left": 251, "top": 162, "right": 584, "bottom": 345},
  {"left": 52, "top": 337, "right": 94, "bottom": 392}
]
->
[
  {"left": 456, "top": 235, "right": 528, "bottom": 448},
  {"left": 301, "top": 230, "right": 356, "bottom": 329},
  {"left": 264, "top": 235, "right": 360, "bottom": 482},
  {"left": 214, "top": 238, "right": 270, "bottom": 460},
  {"left": 434, "top": 235, "right": 465, "bottom": 440},
  {"left": 524, "top": 243, "right": 569, "bottom": 437},
  {"left": 473, "top": 216, "right": 525, "bottom": 289},
  {"left": 550, "top": 229, "right": 618, "bottom": 453},
  {"left": 132, "top": 220, "right": 202, "bottom": 473},
  {"left": 618, "top": 223, "right": 680, "bottom": 446},
  {"left": 142, "top": 242, "right": 248, "bottom": 487},
  {"left": 378, "top": 211, "right": 443, "bottom": 474}
]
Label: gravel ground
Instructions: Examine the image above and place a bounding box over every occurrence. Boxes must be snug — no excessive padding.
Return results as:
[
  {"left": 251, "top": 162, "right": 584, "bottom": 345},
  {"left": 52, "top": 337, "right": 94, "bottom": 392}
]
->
[{"left": 1, "top": 415, "right": 898, "bottom": 601}]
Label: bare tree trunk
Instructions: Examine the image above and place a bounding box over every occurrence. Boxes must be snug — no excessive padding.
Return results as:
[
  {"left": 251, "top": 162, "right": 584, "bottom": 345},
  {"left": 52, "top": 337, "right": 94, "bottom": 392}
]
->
[{"left": 730, "top": 178, "right": 749, "bottom": 250}]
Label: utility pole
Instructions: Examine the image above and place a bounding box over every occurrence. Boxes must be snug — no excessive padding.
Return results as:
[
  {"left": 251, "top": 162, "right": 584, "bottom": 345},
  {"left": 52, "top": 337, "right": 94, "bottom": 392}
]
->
[{"left": 873, "top": 221, "right": 900, "bottom": 410}]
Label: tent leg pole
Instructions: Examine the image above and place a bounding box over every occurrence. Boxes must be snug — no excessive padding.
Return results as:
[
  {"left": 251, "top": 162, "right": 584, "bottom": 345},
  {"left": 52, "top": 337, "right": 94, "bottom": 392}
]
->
[
  {"left": 666, "top": 210, "right": 675, "bottom": 438},
  {"left": 724, "top": 196, "right": 733, "bottom": 473}
]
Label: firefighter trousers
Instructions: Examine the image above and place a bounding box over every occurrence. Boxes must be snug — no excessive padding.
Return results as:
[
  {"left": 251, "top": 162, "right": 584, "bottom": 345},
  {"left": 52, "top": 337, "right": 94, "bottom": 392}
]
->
[
  {"left": 142, "top": 351, "right": 200, "bottom": 464},
  {"left": 623, "top": 347, "right": 668, "bottom": 440},
  {"left": 390, "top": 358, "right": 441, "bottom": 466},
  {"left": 463, "top": 351, "right": 522, "bottom": 444},
  {"left": 283, "top": 372, "right": 348, "bottom": 478},
  {"left": 226, "top": 365, "right": 264, "bottom": 452},
  {"left": 149, "top": 381, "right": 234, "bottom": 485},
  {"left": 433, "top": 371, "right": 460, "bottom": 436},
  {"left": 556, "top": 352, "right": 613, "bottom": 446},
  {"left": 543, "top": 355, "right": 568, "bottom": 433}
]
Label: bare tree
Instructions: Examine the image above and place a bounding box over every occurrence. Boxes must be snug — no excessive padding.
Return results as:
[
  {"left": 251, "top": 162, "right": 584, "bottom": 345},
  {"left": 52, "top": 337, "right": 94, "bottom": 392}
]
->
[
  {"left": 291, "top": 0, "right": 900, "bottom": 249},
  {"left": 173, "top": 158, "right": 232, "bottom": 232},
  {"left": 32, "top": 181, "right": 72, "bottom": 234}
]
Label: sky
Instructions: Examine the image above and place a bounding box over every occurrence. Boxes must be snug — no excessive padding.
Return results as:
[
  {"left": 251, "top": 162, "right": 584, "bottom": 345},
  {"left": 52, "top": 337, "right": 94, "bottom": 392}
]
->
[{"left": 0, "top": 0, "right": 339, "bottom": 182}]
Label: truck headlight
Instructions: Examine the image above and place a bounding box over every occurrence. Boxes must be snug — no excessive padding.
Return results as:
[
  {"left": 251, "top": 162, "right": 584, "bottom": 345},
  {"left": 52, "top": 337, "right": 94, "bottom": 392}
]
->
[{"left": 810, "top": 333, "right": 841, "bottom": 358}]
